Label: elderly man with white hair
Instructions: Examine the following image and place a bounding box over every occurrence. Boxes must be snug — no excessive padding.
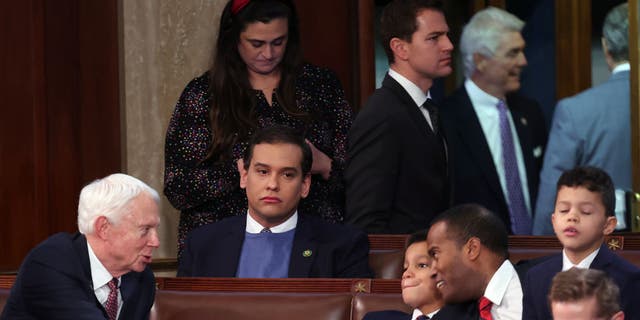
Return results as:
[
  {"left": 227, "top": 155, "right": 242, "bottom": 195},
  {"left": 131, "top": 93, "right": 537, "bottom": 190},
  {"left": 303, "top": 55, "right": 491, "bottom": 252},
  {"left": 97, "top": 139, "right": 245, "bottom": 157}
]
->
[
  {"left": 1, "top": 173, "right": 160, "bottom": 320},
  {"left": 441, "top": 6, "right": 547, "bottom": 236}
]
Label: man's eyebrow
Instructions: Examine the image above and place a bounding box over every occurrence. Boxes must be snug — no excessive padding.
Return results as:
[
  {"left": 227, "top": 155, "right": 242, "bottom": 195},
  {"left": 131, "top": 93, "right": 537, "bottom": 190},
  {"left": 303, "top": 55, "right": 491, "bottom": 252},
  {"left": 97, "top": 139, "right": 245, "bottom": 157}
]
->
[{"left": 253, "top": 162, "right": 270, "bottom": 168}]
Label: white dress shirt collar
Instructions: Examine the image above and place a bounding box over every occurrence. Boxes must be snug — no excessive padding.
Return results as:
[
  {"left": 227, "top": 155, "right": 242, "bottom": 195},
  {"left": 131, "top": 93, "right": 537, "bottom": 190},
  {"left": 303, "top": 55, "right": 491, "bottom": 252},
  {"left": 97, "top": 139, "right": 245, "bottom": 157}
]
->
[
  {"left": 87, "top": 240, "right": 122, "bottom": 318},
  {"left": 245, "top": 211, "right": 298, "bottom": 233},
  {"left": 483, "top": 260, "right": 523, "bottom": 319},
  {"left": 388, "top": 68, "right": 432, "bottom": 107},
  {"left": 411, "top": 308, "right": 440, "bottom": 320},
  {"left": 612, "top": 62, "right": 630, "bottom": 74},
  {"left": 562, "top": 247, "right": 600, "bottom": 271},
  {"left": 465, "top": 78, "right": 500, "bottom": 107},
  {"left": 87, "top": 241, "right": 119, "bottom": 290}
]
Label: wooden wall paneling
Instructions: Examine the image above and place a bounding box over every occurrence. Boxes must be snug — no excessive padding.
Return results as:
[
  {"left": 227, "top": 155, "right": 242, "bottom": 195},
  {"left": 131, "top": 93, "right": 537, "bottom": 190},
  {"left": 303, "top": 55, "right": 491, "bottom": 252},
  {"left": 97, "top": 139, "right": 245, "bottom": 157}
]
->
[
  {"left": 0, "top": 0, "right": 49, "bottom": 271},
  {"left": 42, "top": 0, "right": 121, "bottom": 234},
  {"left": 356, "top": 0, "right": 375, "bottom": 109},
  {"left": 77, "top": 0, "right": 122, "bottom": 182},
  {"left": 295, "top": 0, "right": 358, "bottom": 109},
  {"left": 43, "top": 0, "right": 84, "bottom": 234},
  {"left": 0, "top": 0, "right": 121, "bottom": 271},
  {"left": 554, "top": 0, "right": 591, "bottom": 99}
]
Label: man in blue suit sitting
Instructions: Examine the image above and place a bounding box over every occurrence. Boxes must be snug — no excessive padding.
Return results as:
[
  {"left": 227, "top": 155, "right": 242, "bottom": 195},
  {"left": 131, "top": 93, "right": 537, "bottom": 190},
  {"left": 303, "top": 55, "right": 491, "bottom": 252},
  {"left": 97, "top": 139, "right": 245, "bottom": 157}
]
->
[
  {"left": 178, "top": 126, "right": 372, "bottom": 278},
  {"left": 1, "top": 173, "right": 161, "bottom": 320},
  {"left": 534, "top": 3, "right": 632, "bottom": 235}
]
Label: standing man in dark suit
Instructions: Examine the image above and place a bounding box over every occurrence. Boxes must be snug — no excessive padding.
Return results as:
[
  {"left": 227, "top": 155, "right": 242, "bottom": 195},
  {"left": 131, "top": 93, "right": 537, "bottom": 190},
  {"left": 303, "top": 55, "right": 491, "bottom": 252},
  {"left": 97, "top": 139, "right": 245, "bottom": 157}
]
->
[
  {"left": 346, "top": 0, "right": 453, "bottom": 234},
  {"left": 178, "top": 126, "right": 372, "bottom": 278},
  {"left": 1, "top": 174, "right": 161, "bottom": 320},
  {"left": 441, "top": 7, "right": 547, "bottom": 235}
]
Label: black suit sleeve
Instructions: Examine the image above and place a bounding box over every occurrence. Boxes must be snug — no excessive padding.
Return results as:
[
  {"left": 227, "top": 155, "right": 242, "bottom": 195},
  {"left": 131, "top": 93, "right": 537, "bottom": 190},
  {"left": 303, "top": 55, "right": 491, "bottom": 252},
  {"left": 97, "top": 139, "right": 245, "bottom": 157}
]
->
[
  {"left": 346, "top": 116, "right": 399, "bottom": 233},
  {"left": 333, "top": 227, "right": 374, "bottom": 278}
]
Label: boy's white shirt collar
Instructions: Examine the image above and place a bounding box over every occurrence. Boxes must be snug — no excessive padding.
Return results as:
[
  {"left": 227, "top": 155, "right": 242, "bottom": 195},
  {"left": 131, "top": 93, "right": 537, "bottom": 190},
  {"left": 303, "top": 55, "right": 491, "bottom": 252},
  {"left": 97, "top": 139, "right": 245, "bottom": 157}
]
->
[
  {"left": 411, "top": 308, "right": 440, "bottom": 320},
  {"left": 561, "top": 247, "right": 600, "bottom": 271}
]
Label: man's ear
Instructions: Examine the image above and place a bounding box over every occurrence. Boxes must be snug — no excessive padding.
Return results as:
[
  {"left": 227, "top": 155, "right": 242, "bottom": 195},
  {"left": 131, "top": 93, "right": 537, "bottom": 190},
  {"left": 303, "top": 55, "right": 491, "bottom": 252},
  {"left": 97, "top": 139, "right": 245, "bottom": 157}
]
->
[
  {"left": 473, "top": 53, "right": 488, "bottom": 72},
  {"left": 611, "top": 310, "right": 624, "bottom": 320},
  {"left": 465, "top": 237, "right": 481, "bottom": 261},
  {"left": 389, "top": 37, "right": 409, "bottom": 61},
  {"left": 603, "top": 215, "right": 617, "bottom": 235},
  {"left": 601, "top": 37, "right": 610, "bottom": 57},
  {"left": 239, "top": 160, "right": 248, "bottom": 189},
  {"left": 94, "top": 216, "right": 110, "bottom": 240},
  {"left": 300, "top": 174, "right": 311, "bottom": 199}
]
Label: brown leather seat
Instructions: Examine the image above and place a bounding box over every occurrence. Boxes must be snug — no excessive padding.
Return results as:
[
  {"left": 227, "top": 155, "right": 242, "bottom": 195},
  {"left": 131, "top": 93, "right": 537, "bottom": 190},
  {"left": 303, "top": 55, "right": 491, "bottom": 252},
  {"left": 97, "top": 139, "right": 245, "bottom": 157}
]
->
[
  {"left": 368, "top": 250, "right": 404, "bottom": 279},
  {"left": 351, "top": 293, "right": 410, "bottom": 320},
  {"left": 150, "top": 290, "right": 353, "bottom": 320},
  {"left": 0, "top": 288, "right": 9, "bottom": 315}
]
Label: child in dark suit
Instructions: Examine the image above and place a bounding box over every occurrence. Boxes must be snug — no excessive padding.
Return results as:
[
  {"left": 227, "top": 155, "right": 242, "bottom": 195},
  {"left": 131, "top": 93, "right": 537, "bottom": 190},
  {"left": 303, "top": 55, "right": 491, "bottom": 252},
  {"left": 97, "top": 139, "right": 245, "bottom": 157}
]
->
[{"left": 522, "top": 166, "right": 639, "bottom": 320}]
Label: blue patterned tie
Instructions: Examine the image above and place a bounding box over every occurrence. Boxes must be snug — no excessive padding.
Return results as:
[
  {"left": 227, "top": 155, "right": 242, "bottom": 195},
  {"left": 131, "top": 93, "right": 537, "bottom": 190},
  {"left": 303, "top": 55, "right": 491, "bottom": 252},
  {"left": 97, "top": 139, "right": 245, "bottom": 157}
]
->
[
  {"left": 497, "top": 100, "right": 531, "bottom": 234},
  {"left": 416, "top": 315, "right": 430, "bottom": 320}
]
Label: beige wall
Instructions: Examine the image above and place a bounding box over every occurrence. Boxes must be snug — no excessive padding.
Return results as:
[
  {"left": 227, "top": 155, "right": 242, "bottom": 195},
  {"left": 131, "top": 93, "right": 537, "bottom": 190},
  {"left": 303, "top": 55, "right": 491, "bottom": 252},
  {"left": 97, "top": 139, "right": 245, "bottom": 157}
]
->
[{"left": 120, "top": 0, "right": 227, "bottom": 258}]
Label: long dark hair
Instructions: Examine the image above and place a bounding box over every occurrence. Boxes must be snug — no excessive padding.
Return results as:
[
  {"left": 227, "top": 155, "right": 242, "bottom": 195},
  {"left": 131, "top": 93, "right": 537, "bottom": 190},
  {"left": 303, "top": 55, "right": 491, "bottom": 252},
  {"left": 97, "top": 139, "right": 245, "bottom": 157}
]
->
[{"left": 207, "top": 0, "right": 304, "bottom": 162}]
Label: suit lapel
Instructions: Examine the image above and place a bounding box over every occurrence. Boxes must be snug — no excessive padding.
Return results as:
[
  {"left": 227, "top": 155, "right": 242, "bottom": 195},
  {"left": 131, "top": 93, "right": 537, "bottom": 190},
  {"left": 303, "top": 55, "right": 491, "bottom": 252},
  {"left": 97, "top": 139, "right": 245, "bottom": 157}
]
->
[
  {"left": 215, "top": 216, "right": 246, "bottom": 276},
  {"left": 288, "top": 214, "right": 317, "bottom": 277},
  {"left": 382, "top": 75, "right": 435, "bottom": 141},
  {"left": 72, "top": 233, "right": 110, "bottom": 318},
  {"left": 452, "top": 88, "right": 505, "bottom": 203},
  {"left": 119, "top": 272, "right": 139, "bottom": 318},
  {"left": 590, "top": 243, "right": 614, "bottom": 269}
]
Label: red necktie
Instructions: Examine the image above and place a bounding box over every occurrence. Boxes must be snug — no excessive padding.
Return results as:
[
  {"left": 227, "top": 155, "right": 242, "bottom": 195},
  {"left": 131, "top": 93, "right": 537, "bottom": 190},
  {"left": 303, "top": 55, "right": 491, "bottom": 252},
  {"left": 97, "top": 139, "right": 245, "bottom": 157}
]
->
[
  {"left": 105, "top": 278, "right": 119, "bottom": 320},
  {"left": 479, "top": 296, "right": 493, "bottom": 320}
]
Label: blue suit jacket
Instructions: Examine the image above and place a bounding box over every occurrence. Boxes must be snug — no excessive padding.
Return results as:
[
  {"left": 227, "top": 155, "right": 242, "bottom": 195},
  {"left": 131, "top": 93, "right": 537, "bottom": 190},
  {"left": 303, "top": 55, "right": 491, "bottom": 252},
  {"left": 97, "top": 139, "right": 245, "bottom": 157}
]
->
[
  {"left": 1, "top": 233, "right": 155, "bottom": 320},
  {"left": 363, "top": 303, "right": 479, "bottom": 320},
  {"left": 441, "top": 86, "right": 547, "bottom": 233},
  {"left": 522, "top": 243, "right": 639, "bottom": 320},
  {"left": 534, "top": 71, "right": 631, "bottom": 234},
  {"left": 178, "top": 213, "right": 373, "bottom": 278}
]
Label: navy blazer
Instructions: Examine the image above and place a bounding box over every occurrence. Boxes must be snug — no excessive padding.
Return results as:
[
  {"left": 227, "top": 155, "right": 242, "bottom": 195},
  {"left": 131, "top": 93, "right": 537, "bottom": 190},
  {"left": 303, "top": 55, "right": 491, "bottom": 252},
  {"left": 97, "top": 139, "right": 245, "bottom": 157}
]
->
[
  {"left": 178, "top": 213, "right": 373, "bottom": 278},
  {"left": 363, "top": 303, "right": 479, "bottom": 320},
  {"left": 522, "top": 244, "right": 639, "bottom": 320},
  {"left": 1, "top": 233, "right": 155, "bottom": 320},
  {"left": 346, "top": 74, "right": 450, "bottom": 234},
  {"left": 441, "top": 86, "right": 547, "bottom": 233}
]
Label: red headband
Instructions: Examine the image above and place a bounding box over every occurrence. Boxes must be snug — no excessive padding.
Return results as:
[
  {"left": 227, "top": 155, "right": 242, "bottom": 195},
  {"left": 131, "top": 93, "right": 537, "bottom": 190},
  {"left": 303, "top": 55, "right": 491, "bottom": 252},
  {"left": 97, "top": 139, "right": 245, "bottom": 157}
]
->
[{"left": 231, "top": 0, "right": 250, "bottom": 15}]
